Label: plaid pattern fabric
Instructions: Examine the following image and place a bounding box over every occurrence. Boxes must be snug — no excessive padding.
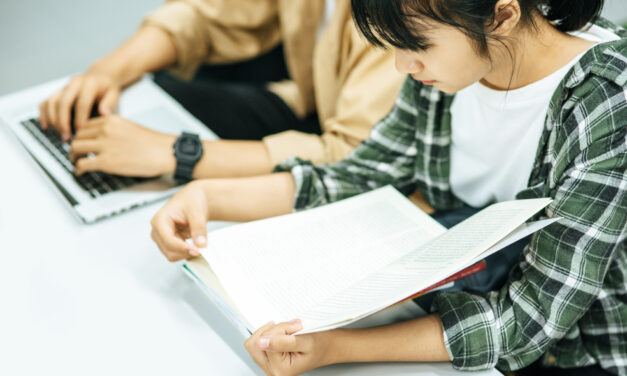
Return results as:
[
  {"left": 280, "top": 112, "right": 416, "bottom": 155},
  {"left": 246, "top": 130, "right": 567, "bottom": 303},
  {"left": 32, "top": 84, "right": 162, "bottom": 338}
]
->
[{"left": 275, "top": 19, "right": 627, "bottom": 375}]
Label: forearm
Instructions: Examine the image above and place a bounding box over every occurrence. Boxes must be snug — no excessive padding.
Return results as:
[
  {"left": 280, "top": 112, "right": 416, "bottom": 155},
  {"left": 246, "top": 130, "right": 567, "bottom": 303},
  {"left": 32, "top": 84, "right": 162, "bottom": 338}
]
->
[
  {"left": 89, "top": 25, "right": 177, "bottom": 87},
  {"left": 202, "top": 172, "right": 295, "bottom": 222},
  {"left": 326, "top": 314, "right": 450, "bottom": 365},
  {"left": 157, "top": 139, "right": 273, "bottom": 179},
  {"left": 194, "top": 140, "right": 273, "bottom": 178}
]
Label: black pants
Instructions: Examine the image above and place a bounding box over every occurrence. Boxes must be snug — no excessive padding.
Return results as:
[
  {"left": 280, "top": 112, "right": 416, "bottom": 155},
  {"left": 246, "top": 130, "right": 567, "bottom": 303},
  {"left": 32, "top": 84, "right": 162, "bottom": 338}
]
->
[
  {"left": 154, "top": 45, "right": 321, "bottom": 140},
  {"left": 513, "top": 360, "right": 614, "bottom": 376}
]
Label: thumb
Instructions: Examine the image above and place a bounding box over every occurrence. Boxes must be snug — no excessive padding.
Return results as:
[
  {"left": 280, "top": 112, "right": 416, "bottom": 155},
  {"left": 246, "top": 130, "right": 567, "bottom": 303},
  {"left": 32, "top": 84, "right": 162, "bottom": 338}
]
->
[
  {"left": 186, "top": 208, "right": 208, "bottom": 249},
  {"left": 99, "top": 88, "right": 119, "bottom": 116}
]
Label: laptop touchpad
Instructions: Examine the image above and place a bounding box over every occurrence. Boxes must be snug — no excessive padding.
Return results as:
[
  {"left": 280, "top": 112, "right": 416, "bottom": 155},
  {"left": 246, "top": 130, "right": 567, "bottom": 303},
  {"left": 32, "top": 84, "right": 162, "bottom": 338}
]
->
[{"left": 126, "top": 107, "right": 199, "bottom": 135}]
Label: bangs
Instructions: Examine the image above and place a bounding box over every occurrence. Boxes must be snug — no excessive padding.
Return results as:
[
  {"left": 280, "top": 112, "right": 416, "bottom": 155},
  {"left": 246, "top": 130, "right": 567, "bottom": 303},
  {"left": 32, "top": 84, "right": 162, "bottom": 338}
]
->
[
  {"left": 351, "top": 0, "right": 493, "bottom": 55},
  {"left": 351, "top": 0, "right": 440, "bottom": 51}
]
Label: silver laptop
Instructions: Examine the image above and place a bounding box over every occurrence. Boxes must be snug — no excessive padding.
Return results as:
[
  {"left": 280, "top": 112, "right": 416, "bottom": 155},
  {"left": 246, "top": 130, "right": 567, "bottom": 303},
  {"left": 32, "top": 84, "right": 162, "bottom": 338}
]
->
[{"left": 0, "top": 76, "right": 217, "bottom": 223}]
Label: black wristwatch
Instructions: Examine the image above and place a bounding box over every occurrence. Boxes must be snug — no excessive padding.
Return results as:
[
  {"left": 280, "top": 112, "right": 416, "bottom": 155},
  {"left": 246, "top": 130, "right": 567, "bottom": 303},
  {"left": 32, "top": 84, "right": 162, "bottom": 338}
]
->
[{"left": 173, "top": 132, "right": 203, "bottom": 183}]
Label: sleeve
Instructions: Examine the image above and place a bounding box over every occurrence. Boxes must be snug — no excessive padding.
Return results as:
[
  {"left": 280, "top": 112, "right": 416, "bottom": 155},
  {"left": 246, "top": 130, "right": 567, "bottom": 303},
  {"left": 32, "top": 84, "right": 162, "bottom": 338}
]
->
[
  {"left": 263, "top": 20, "right": 404, "bottom": 165},
  {"left": 432, "top": 78, "right": 627, "bottom": 371},
  {"left": 273, "top": 77, "right": 420, "bottom": 210},
  {"left": 143, "top": 0, "right": 281, "bottom": 79}
]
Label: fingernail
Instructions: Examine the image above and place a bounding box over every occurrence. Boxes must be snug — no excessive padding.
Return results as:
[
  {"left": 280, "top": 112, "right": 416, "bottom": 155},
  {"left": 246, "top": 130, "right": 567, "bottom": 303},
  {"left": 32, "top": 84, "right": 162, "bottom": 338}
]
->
[
  {"left": 258, "top": 337, "right": 270, "bottom": 349},
  {"left": 101, "top": 108, "right": 111, "bottom": 116},
  {"left": 195, "top": 235, "right": 206, "bottom": 246},
  {"left": 189, "top": 248, "right": 200, "bottom": 257},
  {"left": 290, "top": 318, "right": 301, "bottom": 324}
]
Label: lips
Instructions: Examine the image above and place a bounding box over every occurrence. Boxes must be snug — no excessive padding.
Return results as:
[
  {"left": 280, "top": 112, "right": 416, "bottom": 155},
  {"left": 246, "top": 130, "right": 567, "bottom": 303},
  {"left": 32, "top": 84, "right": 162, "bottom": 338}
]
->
[{"left": 411, "top": 75, "right": 436, "bottom": 85}]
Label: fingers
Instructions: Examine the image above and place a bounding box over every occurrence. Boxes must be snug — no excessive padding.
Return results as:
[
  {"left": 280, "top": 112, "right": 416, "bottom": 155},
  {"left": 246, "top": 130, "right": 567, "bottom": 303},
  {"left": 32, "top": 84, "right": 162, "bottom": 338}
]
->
[
  {"left": 245, "top": 321, "right": 275, "bottom": 375},
  {"left": 248, "top": 321, "right": 277, "bottom": 344},
  {"left": 69, "top": 119, "right": 104, "bottom": 161},
  {"left": 74, "top": 155, "right": 101, "bottom": 176},
  {"left": 39, "top": 100, "right": 49, "bottom": 130},
  {"left": 70, "top": 140, "right": 101, "bottom": 156},
  {"left": 186, "top": 208, "right": 208, "bottom": 249},
  {"left": 74, "top": 81, "right": 99, "bottom": 130},
  {"left": 45, "top": 94, "right": 63, "bottom": 138},
  {"left": 150, "top": 214, "right": 198, "bottom": 262},
  {"left": 150, "top": 228, "right": 190, "bottom": 262},
  {"left": 38, "top": 80, "right": 94, "bottom": 140},
  {"left": 73, "top": 126, "right": 102, "bottom": 141},
  {"left": 98, "top": 88, "right": 119, "bottom": 116},
  {"left": 257, "top": 320, "right": 308, "bottom": 353},
  {"left": 56, "top": 79, "right": 81, "bottom": 138},
  {"left": 150, "top": 182, "right": 212, "bottom": 263}
]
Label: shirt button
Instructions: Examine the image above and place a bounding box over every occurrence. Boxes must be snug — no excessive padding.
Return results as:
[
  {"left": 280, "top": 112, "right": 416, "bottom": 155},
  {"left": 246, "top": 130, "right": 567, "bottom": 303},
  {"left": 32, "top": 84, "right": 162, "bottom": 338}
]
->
[{"left": 545, "top": 353, "right": 557, "bottom": 365}]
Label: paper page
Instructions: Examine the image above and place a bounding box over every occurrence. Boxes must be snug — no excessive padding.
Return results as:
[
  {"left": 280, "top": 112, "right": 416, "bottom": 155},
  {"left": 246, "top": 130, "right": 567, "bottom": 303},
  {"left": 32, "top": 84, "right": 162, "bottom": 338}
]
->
[
  {"left": 182, "top": 260, "right": 253, "bottom": 336},
  {"left": 469, "top": 217, "right": 561, "bottom": 264},
  {"left": 295, "top": 198, "right": 553, "bottom": 331},
  {"left": 200, "top": 187, "right": 446, "bottom": 331},
  {"left": 301, "top": 218, "right": 560, "bottom": 333},
  {"left": 203, "top": 189, "right": 551, "bottom": 332}
]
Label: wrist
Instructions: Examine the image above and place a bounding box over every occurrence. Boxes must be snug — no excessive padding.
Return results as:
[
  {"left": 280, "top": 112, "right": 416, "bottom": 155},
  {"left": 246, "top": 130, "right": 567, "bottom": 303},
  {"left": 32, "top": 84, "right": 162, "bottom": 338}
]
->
[
  {"left": 158, "top": 134, "right": 177, "bottom": 176},
  {"left": 201, "top": 179, "right": 225, "bottom": 220},
  {"left": 173, "top": 132, "right": 204, "bottom": 182},
  {"left": 88, "top": 58, "right": 137, "bottom": 88},
  {"left": 320, "top": 329, "right": 351, "bottom": 366}
]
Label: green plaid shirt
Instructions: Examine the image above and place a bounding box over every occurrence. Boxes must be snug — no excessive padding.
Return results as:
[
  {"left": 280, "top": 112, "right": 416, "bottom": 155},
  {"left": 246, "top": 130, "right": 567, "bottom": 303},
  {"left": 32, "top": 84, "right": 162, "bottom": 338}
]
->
[{"left": 275, "top": 19, "right": 627, "bottom": 375}]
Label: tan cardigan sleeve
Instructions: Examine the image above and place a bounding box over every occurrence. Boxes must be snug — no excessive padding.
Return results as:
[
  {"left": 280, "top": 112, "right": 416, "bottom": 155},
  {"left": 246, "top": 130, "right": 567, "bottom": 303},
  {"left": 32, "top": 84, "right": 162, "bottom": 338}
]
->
[
  {"left": 263, "top": 22, "right": 403, "bottom": 165},
  {"left": 143, "top": 0, "right": 282, "bottom": 79}
]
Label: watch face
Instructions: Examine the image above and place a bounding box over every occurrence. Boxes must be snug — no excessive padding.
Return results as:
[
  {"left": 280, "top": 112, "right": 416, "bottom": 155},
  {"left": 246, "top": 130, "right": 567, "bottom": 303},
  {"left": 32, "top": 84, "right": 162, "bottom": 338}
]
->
[
  {"left": 181, "top": 139, "right": 197, "bottom": 154},
  {"left": 175, "top": 134, "right": 202, "bottom": 160}
]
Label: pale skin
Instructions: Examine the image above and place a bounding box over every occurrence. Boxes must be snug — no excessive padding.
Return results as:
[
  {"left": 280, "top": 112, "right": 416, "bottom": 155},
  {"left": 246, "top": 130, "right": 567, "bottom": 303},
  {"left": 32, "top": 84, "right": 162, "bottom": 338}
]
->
[
  {"left": 39, "top": 25, "right": 272, "bottom": 178},
  {"left": 150, "top": 1, "right": 597, "bottom": 375}
]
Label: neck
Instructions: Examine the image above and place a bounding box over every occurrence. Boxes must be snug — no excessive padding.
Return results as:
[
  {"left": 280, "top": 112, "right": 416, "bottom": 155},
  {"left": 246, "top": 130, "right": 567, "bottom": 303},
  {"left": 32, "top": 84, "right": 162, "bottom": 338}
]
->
[{"left": 480, "top": 18, "right": 595, "bottom": 91}]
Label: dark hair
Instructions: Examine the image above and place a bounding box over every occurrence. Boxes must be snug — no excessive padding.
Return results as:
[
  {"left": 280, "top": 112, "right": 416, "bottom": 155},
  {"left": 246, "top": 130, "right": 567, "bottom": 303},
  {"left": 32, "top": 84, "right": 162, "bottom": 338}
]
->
[{"left": 351, "top": 0, "right": 604, "bottom": 55}]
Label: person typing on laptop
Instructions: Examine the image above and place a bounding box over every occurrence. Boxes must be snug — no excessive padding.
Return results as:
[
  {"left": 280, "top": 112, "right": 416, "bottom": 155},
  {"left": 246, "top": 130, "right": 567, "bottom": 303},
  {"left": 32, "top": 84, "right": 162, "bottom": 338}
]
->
[{"left": 37, "top": 0, "right": 403, "bottom": 182}]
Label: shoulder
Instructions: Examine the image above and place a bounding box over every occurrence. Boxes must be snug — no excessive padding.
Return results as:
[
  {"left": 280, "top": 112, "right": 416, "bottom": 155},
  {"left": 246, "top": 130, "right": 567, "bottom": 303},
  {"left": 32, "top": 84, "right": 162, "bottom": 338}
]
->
[
  {"left": 563, "top": 20, "right": 627, "bottom": 98},
  {"left": 553, "top": 26, "right": 627, "bottom": 154}
]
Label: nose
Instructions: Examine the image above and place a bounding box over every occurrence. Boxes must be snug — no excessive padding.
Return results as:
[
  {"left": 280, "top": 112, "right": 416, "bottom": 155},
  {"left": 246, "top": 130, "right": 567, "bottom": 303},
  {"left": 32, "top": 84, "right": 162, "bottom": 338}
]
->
[{"left": 394, "top": 48, "right": 423, "bottom": 74}]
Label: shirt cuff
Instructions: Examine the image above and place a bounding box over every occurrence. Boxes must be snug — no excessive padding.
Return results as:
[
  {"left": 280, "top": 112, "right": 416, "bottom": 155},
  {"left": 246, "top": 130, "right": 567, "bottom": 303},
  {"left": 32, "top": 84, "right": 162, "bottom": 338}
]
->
[
  {"left": 273, "top": 157, "right": 325, "bottom": 211},
  {"left": 263, "top": 130, "right": 327, "bottom": 166},
  {"left": 432, "top": 291, "right": 500, "bottom": 371}
]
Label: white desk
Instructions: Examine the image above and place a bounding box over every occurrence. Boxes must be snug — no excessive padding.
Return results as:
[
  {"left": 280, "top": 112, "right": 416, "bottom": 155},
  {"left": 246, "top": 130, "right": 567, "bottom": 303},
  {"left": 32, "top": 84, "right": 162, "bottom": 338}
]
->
[{"left": 0, "top": 117, "right": 501, "bottom": 376}]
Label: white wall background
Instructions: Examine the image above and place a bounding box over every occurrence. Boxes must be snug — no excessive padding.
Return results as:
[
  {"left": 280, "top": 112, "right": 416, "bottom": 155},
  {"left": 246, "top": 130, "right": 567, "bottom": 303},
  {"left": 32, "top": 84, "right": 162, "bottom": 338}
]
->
[
  {"left": 0, "top": 0, "right": 163, "bottom": 96},
  {"left": 1, "top": 0, "right": 626, "bottom": 96}
]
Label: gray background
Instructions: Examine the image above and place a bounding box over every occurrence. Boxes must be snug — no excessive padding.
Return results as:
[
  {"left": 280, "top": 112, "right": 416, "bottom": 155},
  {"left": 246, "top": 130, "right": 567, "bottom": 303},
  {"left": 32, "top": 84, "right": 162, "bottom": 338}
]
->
[{"left": 1, "top": 0, "right": 626, "bottom": 96}]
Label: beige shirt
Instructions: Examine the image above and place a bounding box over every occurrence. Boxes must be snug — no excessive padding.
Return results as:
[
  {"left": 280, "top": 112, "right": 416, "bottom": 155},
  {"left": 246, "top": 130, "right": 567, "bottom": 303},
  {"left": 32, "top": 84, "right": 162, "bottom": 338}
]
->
[{"left": 143, "top": 0, "right": 404, "bottom": 165}]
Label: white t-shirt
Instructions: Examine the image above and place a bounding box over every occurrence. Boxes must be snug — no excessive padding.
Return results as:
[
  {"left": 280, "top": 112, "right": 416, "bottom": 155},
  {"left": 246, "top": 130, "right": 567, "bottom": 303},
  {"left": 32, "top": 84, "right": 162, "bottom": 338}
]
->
[{"left": 449, "top": 25, "right": 618, "bottom": 208}]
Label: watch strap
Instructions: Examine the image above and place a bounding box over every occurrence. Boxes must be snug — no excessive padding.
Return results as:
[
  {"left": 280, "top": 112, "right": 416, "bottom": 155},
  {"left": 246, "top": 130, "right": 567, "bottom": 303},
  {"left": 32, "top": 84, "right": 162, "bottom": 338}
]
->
[
  {"left": 174, "top": 160, "right": 196, "bottom": 183},
  {"left": 173, "top": 132, "right": 202, "bottom": 183}
]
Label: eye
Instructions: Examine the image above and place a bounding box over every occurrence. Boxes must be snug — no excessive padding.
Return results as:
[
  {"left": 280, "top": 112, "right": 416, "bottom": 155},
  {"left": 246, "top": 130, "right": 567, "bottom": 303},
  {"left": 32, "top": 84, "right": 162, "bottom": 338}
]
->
[{"left": 417, "top": 43, "right": 433, "bottom": 52}]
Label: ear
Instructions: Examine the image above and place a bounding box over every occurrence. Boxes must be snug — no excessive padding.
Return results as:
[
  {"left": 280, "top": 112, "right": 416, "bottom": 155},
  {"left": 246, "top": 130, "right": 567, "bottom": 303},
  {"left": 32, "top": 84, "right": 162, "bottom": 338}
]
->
[{"left": 491, "top": 0, "right": 522, "bottom": 36}]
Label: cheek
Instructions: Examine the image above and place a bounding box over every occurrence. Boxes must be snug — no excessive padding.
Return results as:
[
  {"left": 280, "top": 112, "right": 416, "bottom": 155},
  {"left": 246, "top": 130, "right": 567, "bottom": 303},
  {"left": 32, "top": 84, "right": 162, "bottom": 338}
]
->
[{"left": 437, "top": 55, "right": 490, "bottom": 92}]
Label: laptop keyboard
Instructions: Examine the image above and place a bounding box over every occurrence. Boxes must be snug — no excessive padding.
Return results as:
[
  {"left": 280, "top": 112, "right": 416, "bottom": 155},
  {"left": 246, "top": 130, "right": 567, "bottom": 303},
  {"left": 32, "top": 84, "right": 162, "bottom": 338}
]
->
[{"left": 21, "top": 118, "right": 147, "bottom": 198}]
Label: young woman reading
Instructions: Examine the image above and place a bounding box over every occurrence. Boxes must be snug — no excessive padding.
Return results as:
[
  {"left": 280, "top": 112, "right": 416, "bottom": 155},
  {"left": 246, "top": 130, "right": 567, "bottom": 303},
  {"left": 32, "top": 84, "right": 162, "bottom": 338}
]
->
[{"left": 150, "top": 0, "right": 626, "bottom": 375}]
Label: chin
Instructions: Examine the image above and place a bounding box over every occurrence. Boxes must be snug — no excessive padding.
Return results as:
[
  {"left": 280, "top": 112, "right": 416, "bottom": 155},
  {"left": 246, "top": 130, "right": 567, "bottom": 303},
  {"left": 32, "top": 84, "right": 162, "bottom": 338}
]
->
[
  {"left": 432, "top": 83, "right": 455, "bottom": 93},
  {"left": 435, "top": 82, "right": 470, "bottom": 94}
]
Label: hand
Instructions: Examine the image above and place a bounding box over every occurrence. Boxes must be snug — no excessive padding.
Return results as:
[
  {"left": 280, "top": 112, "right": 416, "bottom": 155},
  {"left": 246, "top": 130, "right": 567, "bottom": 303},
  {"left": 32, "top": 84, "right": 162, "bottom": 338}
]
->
[
  {"left": 150, "top": 180, "right": 211, "bottom": 262},
  {"left": 70, "top": 115, "right": 176, "bottom": 177},
  {"left": 39, "top": 70, "right": 122, "bottom": 141},
  {"left": 245, "top": 320, "right": 334, "bottom": 376}
]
